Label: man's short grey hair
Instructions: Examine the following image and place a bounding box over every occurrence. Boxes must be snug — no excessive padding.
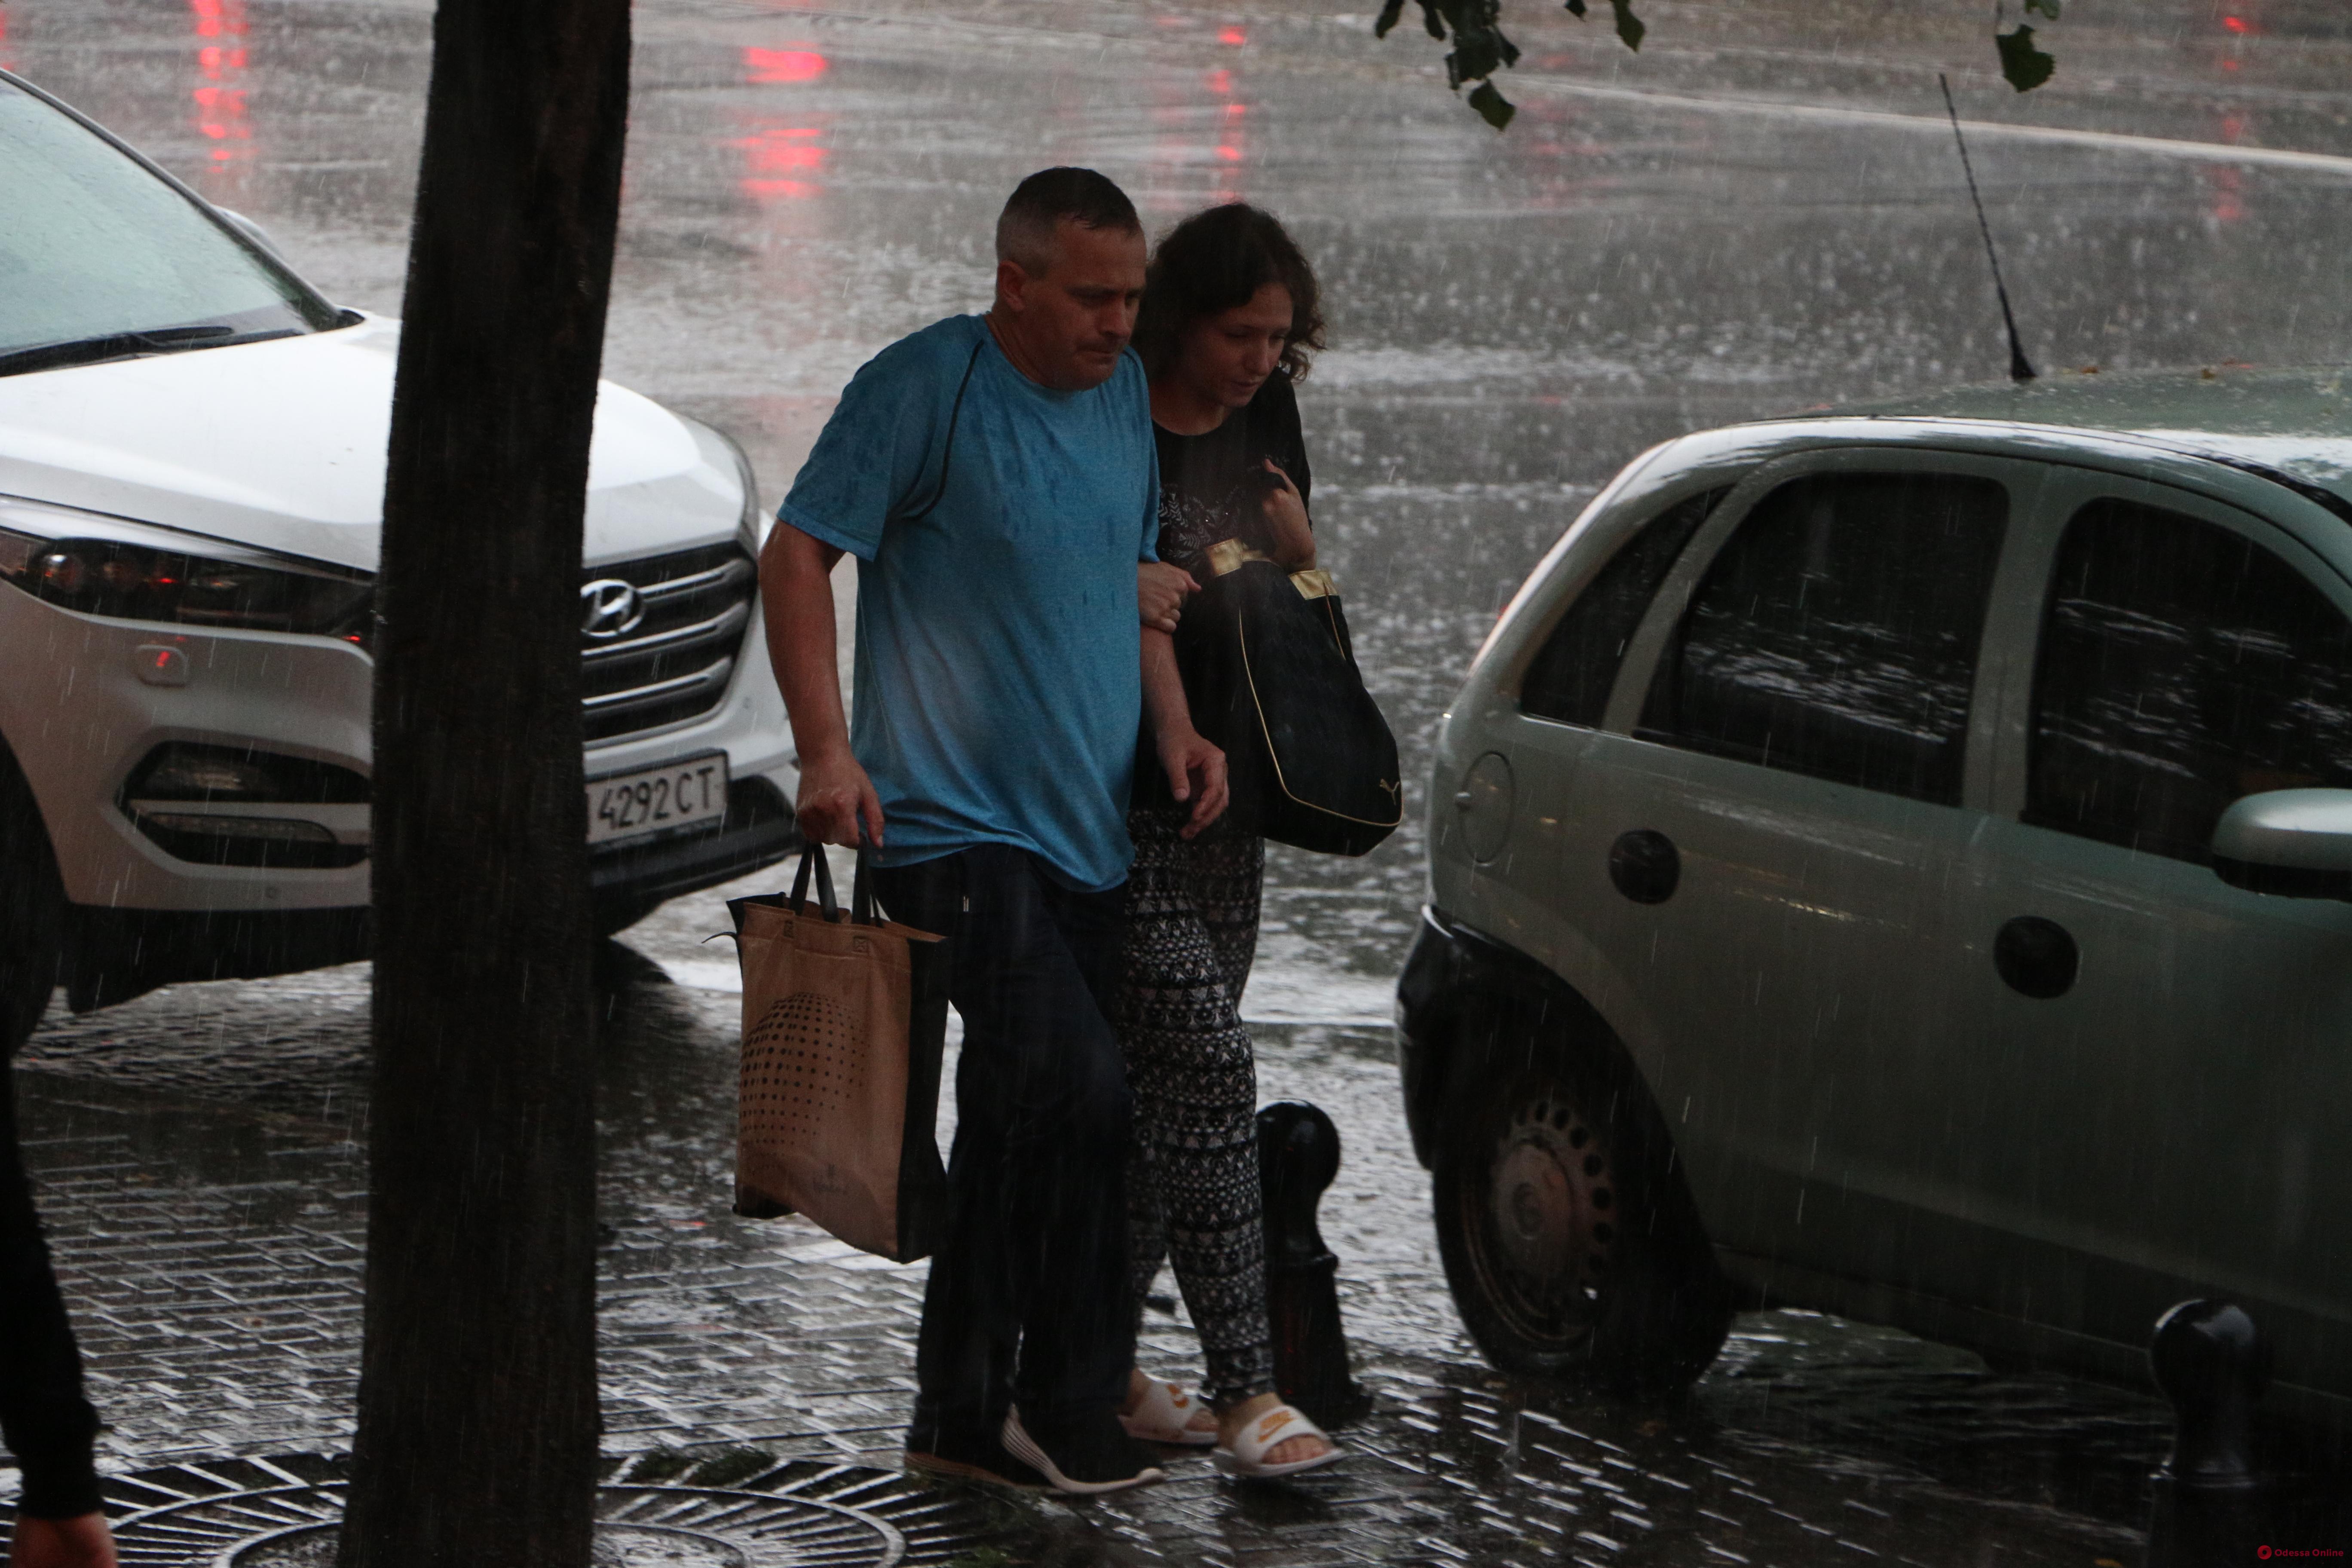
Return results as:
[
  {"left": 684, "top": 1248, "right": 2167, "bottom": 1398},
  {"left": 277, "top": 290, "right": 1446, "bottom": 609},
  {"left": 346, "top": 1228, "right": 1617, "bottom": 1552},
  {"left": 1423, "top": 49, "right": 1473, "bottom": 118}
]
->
[{"left": 995, "top": 167, "right": 1142, "bottom": 276}]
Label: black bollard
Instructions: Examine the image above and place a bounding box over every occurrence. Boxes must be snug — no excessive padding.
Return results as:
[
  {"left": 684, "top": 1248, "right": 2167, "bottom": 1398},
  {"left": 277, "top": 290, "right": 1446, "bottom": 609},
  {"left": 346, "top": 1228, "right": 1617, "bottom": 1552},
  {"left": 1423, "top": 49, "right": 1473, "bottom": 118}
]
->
[
  {"left": 1257, "top": 1100, "right": 1372, "bottom": 1427},
  {"left": 2144, "top": 1299, "right": 2275, "bottom": 1568}
]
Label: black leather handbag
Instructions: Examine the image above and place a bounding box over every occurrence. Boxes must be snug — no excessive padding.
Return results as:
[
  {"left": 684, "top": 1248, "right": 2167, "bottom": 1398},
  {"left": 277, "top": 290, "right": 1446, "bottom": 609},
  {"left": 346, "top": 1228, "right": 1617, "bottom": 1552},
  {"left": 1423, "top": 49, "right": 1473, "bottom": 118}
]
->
[{"left": 1174, "top": 540, "right": 1402, "bottom": 856}]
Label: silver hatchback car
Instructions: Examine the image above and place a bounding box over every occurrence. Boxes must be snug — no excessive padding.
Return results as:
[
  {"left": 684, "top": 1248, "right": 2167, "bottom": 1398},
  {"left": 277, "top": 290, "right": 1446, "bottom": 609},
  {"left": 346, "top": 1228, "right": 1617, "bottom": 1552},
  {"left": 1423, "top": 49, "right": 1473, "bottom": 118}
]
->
[{"left": 1396, "top": 368, "right": 2352, "bottom": 1428}]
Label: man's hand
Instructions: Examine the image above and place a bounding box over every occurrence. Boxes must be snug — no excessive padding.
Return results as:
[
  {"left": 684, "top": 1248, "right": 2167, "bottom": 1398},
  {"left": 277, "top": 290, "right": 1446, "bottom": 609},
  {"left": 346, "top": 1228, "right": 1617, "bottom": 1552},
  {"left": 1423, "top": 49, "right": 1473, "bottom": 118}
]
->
[
  {"left": 795, "top": 747, "right": 885, "bottom": 848},
  {"left": 9, "top": 1513, "right": 118, "bottom": 1568},
  {"left": 1156, "top": 724, "right": 1229, "bottom": 840},
  {"left": 1138, "top": 561, "right": 1198, "bottom": 634},
  {"left": 1259, "top": 459, "right": 1315, "bottom": 570}
]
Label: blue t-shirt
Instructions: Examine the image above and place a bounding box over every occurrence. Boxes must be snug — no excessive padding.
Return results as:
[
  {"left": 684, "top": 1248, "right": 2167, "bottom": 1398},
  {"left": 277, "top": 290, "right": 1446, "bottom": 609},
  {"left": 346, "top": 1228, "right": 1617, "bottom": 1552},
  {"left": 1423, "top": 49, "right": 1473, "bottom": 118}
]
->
[{"left": 779, "top": 314, "right": 1160, "bottom": 892}]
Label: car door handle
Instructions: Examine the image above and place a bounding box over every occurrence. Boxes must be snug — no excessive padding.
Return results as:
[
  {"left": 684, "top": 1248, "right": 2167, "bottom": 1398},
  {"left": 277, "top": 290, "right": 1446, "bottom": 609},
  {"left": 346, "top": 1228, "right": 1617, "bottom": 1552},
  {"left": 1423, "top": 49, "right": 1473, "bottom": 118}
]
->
[
  {"left": 1994, "top": 915, "right": 2079, "bottom": 999},
  {"left": 1608, "top": 829, "right": 1679, "bottom": 904}
]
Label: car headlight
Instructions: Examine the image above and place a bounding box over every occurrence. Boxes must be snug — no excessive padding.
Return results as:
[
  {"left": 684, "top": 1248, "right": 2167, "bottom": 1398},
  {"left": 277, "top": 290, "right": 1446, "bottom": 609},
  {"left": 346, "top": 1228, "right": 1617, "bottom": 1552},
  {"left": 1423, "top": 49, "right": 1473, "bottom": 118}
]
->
[{"left": 0, "top": 498, "right": 374, "bottom": 647}]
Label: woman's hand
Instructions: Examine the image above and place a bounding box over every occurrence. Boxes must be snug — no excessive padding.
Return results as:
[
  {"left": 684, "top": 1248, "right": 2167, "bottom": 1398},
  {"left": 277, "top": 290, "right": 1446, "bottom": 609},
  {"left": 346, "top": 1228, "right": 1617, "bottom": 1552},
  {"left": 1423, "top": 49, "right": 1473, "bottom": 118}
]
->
[
  {"left": 1139, "top": 561, "right": 1198, "bottom": 634},
  {"left": 1259, "top": 460, "right": 1314, "bottom": 570}
]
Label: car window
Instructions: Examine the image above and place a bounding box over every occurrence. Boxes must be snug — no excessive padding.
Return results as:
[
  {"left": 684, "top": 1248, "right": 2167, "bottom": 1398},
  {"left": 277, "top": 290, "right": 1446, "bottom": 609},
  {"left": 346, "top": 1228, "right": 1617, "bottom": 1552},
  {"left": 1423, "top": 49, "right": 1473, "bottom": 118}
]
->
[
  {"left": 1636, "top": 471, "right": 2007, "bottom": 805},
  {"left": 0, "top": 79, "right": 337, "bottom": 372},
  {"left": 2026, "top": 497, "right": 2352, "bottom": 863},
  {"left": 1520, "top": 487, "right": 1725, "bottom": 728}
]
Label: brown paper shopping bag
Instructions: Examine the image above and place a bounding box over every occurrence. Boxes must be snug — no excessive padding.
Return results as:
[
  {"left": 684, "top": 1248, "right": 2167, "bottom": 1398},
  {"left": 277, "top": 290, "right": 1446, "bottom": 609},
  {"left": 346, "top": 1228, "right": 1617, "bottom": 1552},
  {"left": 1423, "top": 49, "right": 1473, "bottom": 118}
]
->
[{"left": 727, "top": 844, "right": 950, "bottom": 1262}]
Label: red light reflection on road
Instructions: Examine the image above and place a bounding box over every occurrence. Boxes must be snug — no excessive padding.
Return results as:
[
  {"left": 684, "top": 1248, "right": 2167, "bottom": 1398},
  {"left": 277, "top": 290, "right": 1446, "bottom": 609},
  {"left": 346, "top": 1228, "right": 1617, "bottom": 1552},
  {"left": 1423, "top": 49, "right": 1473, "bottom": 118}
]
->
[
  {"left": 732, "top": 123, "right": 827, "bottom": 201},
  {"left": 0, "top": 4, "right": 15, "bottom": 74},
  {"left": 744, "top": 46, "right": 826, "bottom": 84},
  {"left": 189, "top": 0, "right": 253, "bottom": 166},
  {"left": 1141, "top": 17, "right": 1253, "bottom": 204},
  {"left": 2207, "top": 161, "right": 2246, "bottom": 224},
  {"left": 1207, "top": 60, "right": 1243, "bottom": 196}
]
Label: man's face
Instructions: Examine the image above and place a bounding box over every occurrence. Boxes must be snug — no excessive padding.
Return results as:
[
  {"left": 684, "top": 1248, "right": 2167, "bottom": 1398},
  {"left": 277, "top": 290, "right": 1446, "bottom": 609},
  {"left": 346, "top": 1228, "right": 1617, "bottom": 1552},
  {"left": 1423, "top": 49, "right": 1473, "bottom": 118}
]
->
[{"left": 997, "top": 220, "right": 1147, "bottom": 390}]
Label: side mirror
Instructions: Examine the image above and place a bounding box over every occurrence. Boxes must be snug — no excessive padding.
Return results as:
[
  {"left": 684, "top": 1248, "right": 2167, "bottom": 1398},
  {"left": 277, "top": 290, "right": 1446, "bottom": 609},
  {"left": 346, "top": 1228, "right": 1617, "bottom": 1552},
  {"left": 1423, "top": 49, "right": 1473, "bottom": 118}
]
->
[{"left": 2212, "top": 789, "right": 2352, "bottom": 899}]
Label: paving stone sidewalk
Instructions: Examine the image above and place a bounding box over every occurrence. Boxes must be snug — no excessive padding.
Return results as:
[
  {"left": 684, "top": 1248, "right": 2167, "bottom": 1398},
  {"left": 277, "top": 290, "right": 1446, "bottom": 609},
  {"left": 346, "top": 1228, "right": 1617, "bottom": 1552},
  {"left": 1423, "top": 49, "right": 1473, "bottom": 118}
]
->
[{"left": 3, "top": 928, "right": 2165, "bottom": 1566}]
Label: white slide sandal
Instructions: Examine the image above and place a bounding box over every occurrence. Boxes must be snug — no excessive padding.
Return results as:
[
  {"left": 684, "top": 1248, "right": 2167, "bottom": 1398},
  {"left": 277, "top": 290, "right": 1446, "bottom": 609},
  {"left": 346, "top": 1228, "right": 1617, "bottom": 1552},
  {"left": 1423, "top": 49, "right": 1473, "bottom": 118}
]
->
[
  {"left": 1213, "top": 1403, "right": 1345, "bottom": 1480},
  {"left": 1119, "top": 1379, "right": 1219, "bottom": 1446}
]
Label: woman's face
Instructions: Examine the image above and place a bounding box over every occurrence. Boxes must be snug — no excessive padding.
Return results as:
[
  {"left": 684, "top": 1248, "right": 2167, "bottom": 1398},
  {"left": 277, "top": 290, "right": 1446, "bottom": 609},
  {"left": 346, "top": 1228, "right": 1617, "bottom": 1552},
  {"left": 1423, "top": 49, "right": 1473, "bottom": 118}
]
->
[{"left": 1175, "top": 282, "right": 1292, "bottom": 410}]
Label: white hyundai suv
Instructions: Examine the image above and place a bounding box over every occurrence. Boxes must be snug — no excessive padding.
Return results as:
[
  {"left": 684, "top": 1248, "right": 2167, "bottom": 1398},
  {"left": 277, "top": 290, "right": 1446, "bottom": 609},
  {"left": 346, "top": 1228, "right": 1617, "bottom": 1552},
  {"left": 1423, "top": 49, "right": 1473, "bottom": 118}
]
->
[{"left": 0, "top": 70, "right": 799, "bottom": 1051}]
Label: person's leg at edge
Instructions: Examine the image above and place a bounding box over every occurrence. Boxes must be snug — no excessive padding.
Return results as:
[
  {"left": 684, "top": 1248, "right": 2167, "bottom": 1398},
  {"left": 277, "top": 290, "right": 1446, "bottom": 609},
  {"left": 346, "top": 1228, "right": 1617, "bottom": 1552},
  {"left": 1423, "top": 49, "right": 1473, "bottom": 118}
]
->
[{"left": 1, "top": 1056, "right": 116, "bottom": 1567}]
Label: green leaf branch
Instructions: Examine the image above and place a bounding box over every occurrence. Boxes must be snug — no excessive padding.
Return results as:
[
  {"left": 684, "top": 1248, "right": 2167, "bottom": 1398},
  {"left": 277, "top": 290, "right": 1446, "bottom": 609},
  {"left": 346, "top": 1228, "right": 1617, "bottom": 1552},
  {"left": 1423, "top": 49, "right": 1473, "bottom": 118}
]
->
[{"left": 1380, "top": 1, "right": 2061, "bottom": 130}]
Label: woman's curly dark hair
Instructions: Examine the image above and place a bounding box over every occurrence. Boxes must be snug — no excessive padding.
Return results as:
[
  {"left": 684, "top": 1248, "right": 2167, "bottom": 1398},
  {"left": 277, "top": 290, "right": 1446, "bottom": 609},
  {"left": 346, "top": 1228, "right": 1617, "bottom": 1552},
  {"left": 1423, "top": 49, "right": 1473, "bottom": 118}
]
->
[{"left": 1133, "top": 202, "right": 1325, "bottom": 383}]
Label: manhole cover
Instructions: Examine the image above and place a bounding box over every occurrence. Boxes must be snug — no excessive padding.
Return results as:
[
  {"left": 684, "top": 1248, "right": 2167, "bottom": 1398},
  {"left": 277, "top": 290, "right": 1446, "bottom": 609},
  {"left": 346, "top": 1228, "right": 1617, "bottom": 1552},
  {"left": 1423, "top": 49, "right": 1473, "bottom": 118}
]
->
[
  {"left": 222, "top": 1522, "right": 763, "bottom": 1567},
  {"left": 63, "top": 1455, "right": 998, "bottom": 1568}
]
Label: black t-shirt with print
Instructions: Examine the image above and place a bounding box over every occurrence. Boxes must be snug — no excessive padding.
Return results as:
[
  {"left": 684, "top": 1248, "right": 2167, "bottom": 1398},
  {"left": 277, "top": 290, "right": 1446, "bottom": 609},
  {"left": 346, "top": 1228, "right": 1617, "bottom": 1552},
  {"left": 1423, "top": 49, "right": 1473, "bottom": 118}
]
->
[
  {"left": 1152, "top": 369, "right": 1311, "bottom": 576},
  {"left": 1136, "top": 371, "right": 1312, "bottom": 817}
]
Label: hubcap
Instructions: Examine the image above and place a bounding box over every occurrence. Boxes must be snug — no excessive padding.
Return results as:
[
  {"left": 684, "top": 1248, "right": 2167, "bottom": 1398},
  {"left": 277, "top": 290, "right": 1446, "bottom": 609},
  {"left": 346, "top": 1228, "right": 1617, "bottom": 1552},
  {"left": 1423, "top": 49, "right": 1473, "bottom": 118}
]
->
[{"left": 1475, "top": 1092, "right": 1616, "bottom": 1343}]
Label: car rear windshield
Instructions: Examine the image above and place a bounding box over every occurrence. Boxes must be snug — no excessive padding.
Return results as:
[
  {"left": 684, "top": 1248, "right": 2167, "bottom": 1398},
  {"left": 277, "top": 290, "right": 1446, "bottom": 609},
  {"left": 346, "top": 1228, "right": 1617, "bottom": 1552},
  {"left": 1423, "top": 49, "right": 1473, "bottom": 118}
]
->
[{"left": 0, "top": 78, "right": 339, "bottom": 375}]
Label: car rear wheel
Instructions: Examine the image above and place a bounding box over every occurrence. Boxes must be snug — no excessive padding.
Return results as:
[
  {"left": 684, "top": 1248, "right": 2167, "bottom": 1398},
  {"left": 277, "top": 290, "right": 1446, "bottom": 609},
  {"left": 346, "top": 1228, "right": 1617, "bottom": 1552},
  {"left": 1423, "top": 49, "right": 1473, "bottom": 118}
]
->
[
  {"left": 0, "top": 749, "right": 64, "bottom": 1057},
  {"left": 1432, "top": 1012, "right": 1732, "bottom": 1394}
]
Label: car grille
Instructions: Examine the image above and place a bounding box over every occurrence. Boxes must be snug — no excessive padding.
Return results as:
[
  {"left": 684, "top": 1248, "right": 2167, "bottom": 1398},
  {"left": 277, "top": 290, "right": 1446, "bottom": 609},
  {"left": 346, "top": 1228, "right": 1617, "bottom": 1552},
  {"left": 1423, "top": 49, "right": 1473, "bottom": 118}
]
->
[{"left": 582, "top": 542, "right": 756, "bottom": 744}]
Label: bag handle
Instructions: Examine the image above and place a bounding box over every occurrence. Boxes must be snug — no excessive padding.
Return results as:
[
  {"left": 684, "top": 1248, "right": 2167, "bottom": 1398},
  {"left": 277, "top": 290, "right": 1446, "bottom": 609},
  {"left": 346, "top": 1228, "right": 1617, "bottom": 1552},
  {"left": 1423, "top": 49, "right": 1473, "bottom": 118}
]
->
[
  {"left": 787, "top": 841, "right": 841, "bottom": 922},
  {"left": 1205, "top": 536, "right": 1338, "bottom": 601},
  {"left": 851, "top": 837, "right": 880, "bottom": 926},
  {"left": 787, "top": 839, "right": 890, "bottom": 927}
]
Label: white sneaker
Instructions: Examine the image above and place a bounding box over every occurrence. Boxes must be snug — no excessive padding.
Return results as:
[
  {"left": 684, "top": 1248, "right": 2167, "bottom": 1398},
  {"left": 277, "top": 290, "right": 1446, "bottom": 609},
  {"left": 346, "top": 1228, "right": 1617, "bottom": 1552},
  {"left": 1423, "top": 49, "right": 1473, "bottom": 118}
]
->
[{"left": 1000, "top": 1406, "right": 1166, "bottom": 1496}]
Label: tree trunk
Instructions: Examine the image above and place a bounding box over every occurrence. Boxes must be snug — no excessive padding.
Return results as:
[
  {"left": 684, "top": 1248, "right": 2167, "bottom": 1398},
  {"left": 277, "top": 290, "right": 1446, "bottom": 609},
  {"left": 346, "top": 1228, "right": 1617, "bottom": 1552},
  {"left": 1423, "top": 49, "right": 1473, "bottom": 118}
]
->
[{"left": 340, "top": 1, "right": 630, "bottom": 1563}]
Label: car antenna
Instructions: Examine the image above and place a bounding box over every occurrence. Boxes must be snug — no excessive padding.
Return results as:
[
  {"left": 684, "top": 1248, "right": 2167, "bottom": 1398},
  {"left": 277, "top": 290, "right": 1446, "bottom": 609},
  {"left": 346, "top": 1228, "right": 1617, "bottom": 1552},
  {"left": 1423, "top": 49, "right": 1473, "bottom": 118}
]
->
[{"left": 1939, "top": 72, "right": 2037, "bottom": 383}]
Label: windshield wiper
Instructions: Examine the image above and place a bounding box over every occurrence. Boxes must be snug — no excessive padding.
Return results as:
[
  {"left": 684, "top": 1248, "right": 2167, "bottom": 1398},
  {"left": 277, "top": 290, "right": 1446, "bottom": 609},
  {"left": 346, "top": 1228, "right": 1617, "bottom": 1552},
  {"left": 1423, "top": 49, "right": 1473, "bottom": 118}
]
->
[{"left": 0, "top": 323, "right": 291, "bottom": 378}]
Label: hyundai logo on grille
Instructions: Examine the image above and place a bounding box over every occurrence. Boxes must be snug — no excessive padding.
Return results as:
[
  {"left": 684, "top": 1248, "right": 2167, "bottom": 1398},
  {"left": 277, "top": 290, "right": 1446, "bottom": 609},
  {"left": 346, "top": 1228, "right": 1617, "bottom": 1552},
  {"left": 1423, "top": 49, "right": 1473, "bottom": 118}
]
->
[{"left": 580, "top": 579, "right": 646, "bottom": 640}]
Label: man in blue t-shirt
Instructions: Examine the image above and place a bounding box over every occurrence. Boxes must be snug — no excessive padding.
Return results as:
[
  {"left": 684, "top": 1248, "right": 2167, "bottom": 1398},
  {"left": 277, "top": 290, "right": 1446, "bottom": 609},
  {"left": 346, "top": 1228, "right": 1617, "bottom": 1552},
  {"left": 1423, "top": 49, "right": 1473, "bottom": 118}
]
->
[{"left": 760, "top": 168, "right": 1225, "bottom": 1496}]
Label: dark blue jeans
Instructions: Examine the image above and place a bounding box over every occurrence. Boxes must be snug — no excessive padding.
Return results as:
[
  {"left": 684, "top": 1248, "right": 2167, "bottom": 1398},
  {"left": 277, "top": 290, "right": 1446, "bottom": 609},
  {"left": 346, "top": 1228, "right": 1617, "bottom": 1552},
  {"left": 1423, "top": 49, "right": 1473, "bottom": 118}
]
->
[{"left": 870, "top": 845, "right": 1134, "bottom": 1443}]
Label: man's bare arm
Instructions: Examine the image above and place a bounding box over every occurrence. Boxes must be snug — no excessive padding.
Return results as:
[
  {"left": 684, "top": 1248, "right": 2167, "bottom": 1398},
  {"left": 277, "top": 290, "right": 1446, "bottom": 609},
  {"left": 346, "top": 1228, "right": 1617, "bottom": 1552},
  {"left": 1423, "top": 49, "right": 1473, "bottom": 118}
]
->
[
  {"left": 759, "top": 522, "right": 885, "bottom": 847},
  {"left": 1142, "top": 627, "right": 1227, "bottom": 839}
]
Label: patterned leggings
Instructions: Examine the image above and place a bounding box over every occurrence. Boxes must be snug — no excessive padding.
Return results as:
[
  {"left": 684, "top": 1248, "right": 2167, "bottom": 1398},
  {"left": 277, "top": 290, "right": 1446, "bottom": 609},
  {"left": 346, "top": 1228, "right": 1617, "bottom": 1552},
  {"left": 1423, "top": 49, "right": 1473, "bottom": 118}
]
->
[{"left": 1115, "top": 804, "right": 1275, "bottom": 1408}]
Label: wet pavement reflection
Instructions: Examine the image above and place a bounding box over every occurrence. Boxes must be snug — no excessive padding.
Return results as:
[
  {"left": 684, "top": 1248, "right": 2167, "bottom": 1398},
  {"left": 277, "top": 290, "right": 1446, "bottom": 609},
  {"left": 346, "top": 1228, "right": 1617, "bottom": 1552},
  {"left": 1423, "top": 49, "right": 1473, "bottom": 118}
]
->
[
  {"left": 15, "top": 943, "right": 2159, "bottom": 1564},
  {"left": 8, "top": 0, "right": 2352, "bottom": 1559}
]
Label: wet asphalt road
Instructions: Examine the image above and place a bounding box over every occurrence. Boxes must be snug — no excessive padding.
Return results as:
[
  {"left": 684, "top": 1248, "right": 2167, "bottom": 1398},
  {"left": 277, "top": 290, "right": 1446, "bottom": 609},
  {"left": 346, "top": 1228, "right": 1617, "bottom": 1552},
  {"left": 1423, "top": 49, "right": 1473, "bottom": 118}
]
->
[{"left": 6, "top": 0, "right": 2352, "bottom": 1561}]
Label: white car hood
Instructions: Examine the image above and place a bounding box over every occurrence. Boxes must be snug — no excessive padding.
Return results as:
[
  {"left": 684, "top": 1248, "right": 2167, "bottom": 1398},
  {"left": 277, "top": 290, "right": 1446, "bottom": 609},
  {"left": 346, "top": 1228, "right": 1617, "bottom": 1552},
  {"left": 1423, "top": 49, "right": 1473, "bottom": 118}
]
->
[{"left": 0, "top": 316, "right": 740, "bottom": 572}]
